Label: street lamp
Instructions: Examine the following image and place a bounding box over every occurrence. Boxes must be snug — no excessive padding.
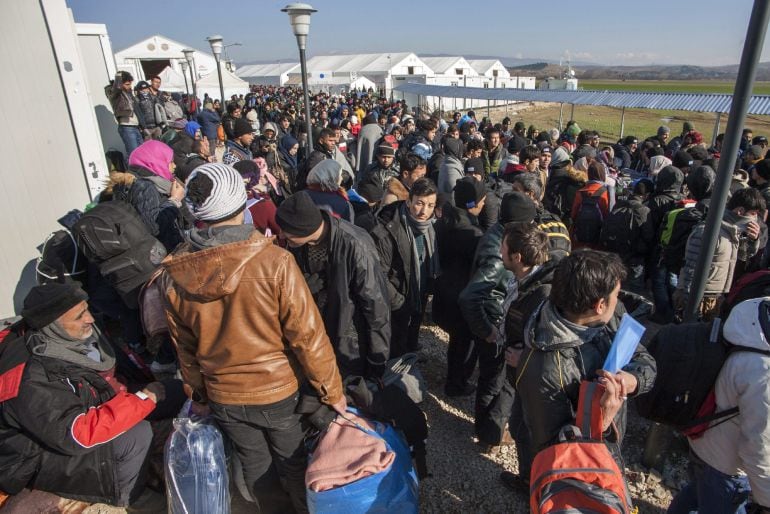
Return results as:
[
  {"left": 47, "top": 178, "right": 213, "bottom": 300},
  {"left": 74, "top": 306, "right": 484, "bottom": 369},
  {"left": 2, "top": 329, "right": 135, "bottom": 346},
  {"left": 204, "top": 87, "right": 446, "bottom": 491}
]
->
[
  {"left": 282, "top": 3, "right": 316, "bottom": 152},
  {"left": 207, "top": 35, "right": 226, "bottom": 108},
  {"left": 180, "top": 60, "right": 190, "bottom": 96},
  {"left": 182, "top": 48, "right": 197, "bottom": 113}
]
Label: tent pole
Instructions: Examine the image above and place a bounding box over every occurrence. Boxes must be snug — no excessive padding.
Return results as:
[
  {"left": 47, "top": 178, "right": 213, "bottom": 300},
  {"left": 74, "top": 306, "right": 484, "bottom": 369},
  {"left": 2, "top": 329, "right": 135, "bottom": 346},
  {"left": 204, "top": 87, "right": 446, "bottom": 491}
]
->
[
  {"left": 712, "top": 112, "right": 722, "bottom": 146},
  {"left": 438, "top": 96, "right": 442, "bottom": 120},
  {"left": 619, "top": 106, "right": 626, "bottom": 139},
  {"left": 685, "top": 0, "right": 770, "bottom": 323},
  {"left": 558, "top": 103, "right": 564, "bottom": 131}
]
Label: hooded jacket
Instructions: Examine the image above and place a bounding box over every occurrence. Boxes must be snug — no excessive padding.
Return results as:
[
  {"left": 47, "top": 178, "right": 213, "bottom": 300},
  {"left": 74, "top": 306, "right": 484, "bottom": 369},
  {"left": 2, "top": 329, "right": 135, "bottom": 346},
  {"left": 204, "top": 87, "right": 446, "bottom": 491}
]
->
[
  {"left": 288, "top": 213, "right": 391, "bottom": 378},
  {"left": 161, "top": 230, "right": 344, "bottom": 407},
  {"left": 690, "top": 299, "right": 770, "bottom": 507},
  {"left": 356, "top": 122, "right": 384, "bottom": 174},
  {"left": 503, "top": 259, "right": 559, "bottom": 351},
  {"left": 438, "top": 139, "right": 465, "bottom": 194},
  {"left": 648, "top": 165, "right": 685, "bottom": 231},
  {"left": 514, "top": 301, "right": 656, "bottom": 454},
  {"left": 544, "top": 163, "right": 586, "bottom": 222}
]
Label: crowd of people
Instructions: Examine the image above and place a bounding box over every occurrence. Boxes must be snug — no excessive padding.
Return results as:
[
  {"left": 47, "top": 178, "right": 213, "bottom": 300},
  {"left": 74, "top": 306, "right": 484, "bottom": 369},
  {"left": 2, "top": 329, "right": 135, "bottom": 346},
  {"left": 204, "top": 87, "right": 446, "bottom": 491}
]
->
[{"left": 0, "top": 71, "right": 769, "bottom": 514}]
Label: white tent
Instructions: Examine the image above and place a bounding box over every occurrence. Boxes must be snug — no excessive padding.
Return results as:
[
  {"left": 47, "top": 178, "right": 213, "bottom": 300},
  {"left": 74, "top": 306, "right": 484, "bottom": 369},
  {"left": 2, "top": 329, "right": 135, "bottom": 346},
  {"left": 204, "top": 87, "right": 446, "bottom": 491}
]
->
[
  {"left": 158, "top": 65, "right": 187, "bottom": 92},
  {"left": 196, "top": 67, "right": 250, "bottom": 102},
  {"left": 237, "top": 62, "right": 298, "bottom": 86}
]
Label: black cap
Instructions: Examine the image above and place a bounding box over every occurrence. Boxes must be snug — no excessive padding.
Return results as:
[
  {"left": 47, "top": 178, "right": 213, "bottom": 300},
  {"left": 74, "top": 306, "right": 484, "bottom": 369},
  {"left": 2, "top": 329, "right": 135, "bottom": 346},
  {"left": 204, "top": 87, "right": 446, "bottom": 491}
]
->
[
  {"left": 623, "top": 135, "right": 638, "bottom": 146},
  {"left": 499, "top": 192, "right": 537, "bottom": 224},
  {"left": 275, "top": 191, "right": 323, "bottom": 237},
  {"left": 453, "top": 177, "right": 487, "bottom": 210},
  {"left": 464, "top": 157, "right": 485, "bottom": 175},
  {"left": 135, "top": 80, "right": 150, "bottom": 91},
  {"left": 21, "top": 283, "right": 88, "bottom": 330},
  {"left": 673, "top": 150, "right": 694, "bottom": 169}
]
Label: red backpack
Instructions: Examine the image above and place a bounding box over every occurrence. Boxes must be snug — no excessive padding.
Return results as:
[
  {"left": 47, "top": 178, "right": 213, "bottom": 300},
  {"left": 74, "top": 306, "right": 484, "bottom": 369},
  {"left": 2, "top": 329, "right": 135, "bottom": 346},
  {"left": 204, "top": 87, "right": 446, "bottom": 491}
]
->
[{"left": 530, "top": 381, "right": 633, "bottom": 514}]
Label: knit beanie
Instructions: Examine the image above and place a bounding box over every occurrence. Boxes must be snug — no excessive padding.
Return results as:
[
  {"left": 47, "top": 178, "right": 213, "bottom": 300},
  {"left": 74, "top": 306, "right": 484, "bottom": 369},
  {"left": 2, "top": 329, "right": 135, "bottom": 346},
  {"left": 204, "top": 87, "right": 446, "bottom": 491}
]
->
[
  {"left": 245, "top": 110, "right": 258, "bottom": 122},
  {"left": 234, "top": 118, "right": 254, "bottom": 138},
  {"left": 356, "top": 182, "right": 384, "bottom": 203},
  {"left": 454, "top": 177, "right": 486, "bottom": 210},
  {"left": 22, "top": 282, "right": 88, "bottom": 330},
  {"left": 275, "top": 191, "right": 323, "bottom": 237},
  {"left": 464, "top": 157, "right": 485, "bottom": 175},
  {"left": 185, "top": 163, "right": 247, "bottom": 222},
  {"left": 551, "top": 146, "right": 571, "bottom": 167},
  {"left": 499, "top": 192, "right": 537, "bottom": 224},
  {"left": 657, "top": 125, "right": 671, "bottom": 136}
]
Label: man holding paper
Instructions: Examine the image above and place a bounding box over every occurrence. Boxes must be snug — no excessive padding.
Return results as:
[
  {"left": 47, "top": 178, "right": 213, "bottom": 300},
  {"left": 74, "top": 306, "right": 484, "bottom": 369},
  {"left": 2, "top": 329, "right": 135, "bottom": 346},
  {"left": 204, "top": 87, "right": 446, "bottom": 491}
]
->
[{"left": 514, "top": 250, "right": 657, "bottom": 463}]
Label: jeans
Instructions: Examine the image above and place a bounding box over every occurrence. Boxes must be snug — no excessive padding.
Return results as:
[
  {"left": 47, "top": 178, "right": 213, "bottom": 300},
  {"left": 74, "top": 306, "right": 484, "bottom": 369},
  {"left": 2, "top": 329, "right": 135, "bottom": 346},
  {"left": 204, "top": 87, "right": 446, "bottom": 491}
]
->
[
  {"left": 445, "top": 324, "right": 478, "bottom": 393},
  {"left": 118, "top": 125, "right": 144, "bottom": 158},
  {"left": 209, "top": 393, "right": 308, "bottom": 514},
  {"left": 651, "top": 265, "right": 678, "bottom": 323},
  {"left": 668, "top": 451, "right": 751, "bottom": 514},
  {"left": 475, "top": 341, "right": 514, "bottom": 445}
]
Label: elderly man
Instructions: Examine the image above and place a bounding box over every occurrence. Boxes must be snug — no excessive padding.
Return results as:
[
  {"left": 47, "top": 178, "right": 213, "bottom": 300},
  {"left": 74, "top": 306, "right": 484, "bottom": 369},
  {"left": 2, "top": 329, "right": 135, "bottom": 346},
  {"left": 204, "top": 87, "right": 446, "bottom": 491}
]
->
[{"left": 0, "top": 283, "right": 169, "bottom": 507}]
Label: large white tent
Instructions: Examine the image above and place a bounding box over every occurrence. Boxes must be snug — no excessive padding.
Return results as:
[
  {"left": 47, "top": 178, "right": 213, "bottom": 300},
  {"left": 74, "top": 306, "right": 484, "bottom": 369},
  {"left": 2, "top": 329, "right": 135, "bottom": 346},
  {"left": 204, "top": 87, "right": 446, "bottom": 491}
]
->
[
  {"left": 237, "top": 62, "right": 299, "bottom": 86},
  {"left": 157, "top": 65, "right": 187, "bottom": 92},
  {"left": 196, "top": 67, "right": 250, "bottom": 102},
  {"left": 114, "top": 35, "right": 217, "bottom": 83}
]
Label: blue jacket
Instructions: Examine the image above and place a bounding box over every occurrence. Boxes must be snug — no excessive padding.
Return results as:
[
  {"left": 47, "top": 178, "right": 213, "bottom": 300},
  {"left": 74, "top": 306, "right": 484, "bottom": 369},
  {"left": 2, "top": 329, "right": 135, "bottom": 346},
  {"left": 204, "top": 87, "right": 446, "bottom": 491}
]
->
[{"left": 196, "top": 109, "right": 221, "bottom": 141}]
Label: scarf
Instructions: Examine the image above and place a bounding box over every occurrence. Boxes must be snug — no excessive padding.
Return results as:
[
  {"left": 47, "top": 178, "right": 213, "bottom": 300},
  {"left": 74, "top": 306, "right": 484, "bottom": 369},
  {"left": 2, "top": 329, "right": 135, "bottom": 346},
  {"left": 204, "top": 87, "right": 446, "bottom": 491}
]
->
[
  {"left": 186, "top": 223, "right": 255, "bottom": 251},
  {"left": 278, "top": 135, "right": 299, "bottom": 170},
  {"left": 30, "top": 323, "right": 115, "bottom": 372},
  {"left": 401, "top": 204, "right": 439, "bottom": 304}
]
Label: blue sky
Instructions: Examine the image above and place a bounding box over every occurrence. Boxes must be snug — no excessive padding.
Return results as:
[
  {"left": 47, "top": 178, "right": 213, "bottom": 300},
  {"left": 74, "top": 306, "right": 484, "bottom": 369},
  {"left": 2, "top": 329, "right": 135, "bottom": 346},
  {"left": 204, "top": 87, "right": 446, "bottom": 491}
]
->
[{"left": 69, "top": 0, "right": 770, "bottom": 67}]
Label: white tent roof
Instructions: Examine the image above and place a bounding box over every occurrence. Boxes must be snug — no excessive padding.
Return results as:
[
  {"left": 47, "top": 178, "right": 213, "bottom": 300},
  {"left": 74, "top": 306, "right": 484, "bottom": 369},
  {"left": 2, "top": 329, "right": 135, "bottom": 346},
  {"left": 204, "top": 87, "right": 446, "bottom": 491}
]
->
[
  {"left": 236, "top": 62, "right": 299, "bottom": 79},
  {"left": 467, "top": 59, "right": 509, "bottom": 76},
  {"left": 197, "top": 67, "right": 249, "bottom": 89},
  {"left": 115, "top": 34, "right": 211, "bottom": 61},
  {"left": 158, "top": 66, "right": 186, "bottom": 92},
  {"left": 421, "top": 56, "right": 477, "bottom": 75},
  {"left": 303, "top": 52, "right": 415, "bottom": 74}
]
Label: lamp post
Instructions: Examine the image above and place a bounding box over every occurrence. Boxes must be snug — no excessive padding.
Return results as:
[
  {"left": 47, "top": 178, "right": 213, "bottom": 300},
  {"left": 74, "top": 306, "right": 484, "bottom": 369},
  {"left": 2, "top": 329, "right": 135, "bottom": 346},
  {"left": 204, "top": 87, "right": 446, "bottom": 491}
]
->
[
  {"left": 282, "top": 3, "right": 316, "bottom": 152},
  {"left": 182, "top": 48, "right": 197, "bottom": 113},
  {"left": 207, "top": 35, "right": 226, "bottom": 109},
  {"left": 180, "top": 60, "right": 190, "bottom": 96}
]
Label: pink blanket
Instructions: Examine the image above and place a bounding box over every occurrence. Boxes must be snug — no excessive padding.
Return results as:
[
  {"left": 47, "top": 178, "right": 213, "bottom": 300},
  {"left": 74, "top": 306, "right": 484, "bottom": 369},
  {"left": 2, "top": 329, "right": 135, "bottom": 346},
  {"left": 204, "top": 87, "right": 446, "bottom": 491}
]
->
[{"left": 306, "top": 413, "right": 395, "bottom": 492}]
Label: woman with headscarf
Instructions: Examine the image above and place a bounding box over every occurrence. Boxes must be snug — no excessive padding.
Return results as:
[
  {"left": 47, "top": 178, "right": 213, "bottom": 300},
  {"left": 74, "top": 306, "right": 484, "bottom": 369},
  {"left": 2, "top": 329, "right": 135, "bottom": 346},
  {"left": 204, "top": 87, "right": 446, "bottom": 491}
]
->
[
  {"left": 438, "top": 137, "right": 465, "bottom": 194},
  {"left": 277, "top": 134, "right": 300, "bottom": 195},
  {"left": 649, "top": 154, "right": 672, "bottom": 178},
  {"left": 233, "top": 159, "right": 280, "bottom": 236},
  {"left": 109, "top": 140, "right": 186, "bottom": 252},
  {"left": 305, "top": 159, "right": 354, "bottom": 222}
]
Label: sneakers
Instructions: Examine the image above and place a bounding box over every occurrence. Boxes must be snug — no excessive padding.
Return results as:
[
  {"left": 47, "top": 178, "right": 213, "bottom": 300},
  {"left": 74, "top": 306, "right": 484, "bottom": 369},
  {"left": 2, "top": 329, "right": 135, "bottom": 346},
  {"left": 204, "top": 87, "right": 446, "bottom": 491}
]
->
[{"left": 150, "top": 361, "right": 177, "bottom": 375}]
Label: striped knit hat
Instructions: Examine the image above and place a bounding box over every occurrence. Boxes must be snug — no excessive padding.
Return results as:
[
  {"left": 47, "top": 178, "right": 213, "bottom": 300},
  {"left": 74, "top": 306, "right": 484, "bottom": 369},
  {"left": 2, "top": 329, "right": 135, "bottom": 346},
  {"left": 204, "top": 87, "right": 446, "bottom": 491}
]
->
[{"left": 185, "top": 163, "right": 247, "bottom": 222}]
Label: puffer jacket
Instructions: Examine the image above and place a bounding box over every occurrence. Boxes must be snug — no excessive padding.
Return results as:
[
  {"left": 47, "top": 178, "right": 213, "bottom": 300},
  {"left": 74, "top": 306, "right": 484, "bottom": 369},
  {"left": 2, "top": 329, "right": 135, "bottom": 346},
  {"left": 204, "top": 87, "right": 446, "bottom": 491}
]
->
[
  {"left": 161, "top": 230, "right": 344, "bottom": 407},
  {"left": 288, "top": 212, "right": 391, "bottom": 378},
  {"left": 134, "top": 92, "right": 166, "bottom": 129},
  {"left": 459, "top": 222, "right": 512, "bottom": 340},
  {"left": 678, "top": 210, "right": 759, "bottom": 295},
  {"left": 514, "top": 301, "right": 656, "bottom": 453},
  {"left": 438, "top": 154, "right": 464, "bottom": 194},
  {"left": 690, "top": 312, "right": 770, "bottom": 507}
]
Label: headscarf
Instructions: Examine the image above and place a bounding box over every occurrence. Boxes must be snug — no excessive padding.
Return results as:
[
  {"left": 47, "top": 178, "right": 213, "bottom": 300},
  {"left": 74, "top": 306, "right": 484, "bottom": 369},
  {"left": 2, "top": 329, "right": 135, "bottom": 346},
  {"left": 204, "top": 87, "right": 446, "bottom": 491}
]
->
[
  {"left": 649, "top": 155, "right": 672, "bottom": 177},
  {"left": 307, "top": 159, "right": 343, "bottom": 192},
  {"left": 128, "top": 140, "right": 174, "bottom": 181},
  {"left": 278, "top": 134, "right": 299, "bottom": 170},
  {"left": 184, "top": 121, "right": 202, "bottom": 138}
]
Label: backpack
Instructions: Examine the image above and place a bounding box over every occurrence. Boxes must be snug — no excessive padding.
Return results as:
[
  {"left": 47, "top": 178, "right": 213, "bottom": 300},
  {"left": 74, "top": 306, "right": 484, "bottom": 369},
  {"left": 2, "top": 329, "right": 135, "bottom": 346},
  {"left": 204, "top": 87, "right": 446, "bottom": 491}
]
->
[
  {"left": 722, "top": 269, "right": 770, "bottom": 318},
  {"left": 635, "top": 318, "right": 770, "bottom": 438},
  {"left": 36, "top": 229, "right": 88, "bottom": 287},
  {"left": 530, "top": 381, "right": 633, "bottom": 514},
  {"left": 573, "top": 186, "right": 607, "bottom": 244},
  {"left": 659, "top": 203, "right": 701, "bottom": 273},
  {"left": 72, "top": 201, "right": 167, "bottom": 309},
  {"left": 600, "top": 201, "right": 636, "bottom": 255}
]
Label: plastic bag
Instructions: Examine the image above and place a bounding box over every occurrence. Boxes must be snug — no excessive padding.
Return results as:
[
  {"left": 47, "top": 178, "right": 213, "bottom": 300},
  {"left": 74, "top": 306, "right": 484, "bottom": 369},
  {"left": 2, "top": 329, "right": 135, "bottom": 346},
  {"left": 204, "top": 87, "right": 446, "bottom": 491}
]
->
[
  {"left": 165, "top": 402, "right": 230, "bottom": 514},
  {"left": 306, "top": 409, "right": 419, "bottom": 514}
]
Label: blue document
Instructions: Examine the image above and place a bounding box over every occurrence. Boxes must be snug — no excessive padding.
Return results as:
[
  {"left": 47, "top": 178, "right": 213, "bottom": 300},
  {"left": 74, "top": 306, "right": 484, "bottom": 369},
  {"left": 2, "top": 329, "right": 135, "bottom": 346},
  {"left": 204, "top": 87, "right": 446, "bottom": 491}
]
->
[{"left": 602, "top": 314, "right": 645, "bottom": 373}]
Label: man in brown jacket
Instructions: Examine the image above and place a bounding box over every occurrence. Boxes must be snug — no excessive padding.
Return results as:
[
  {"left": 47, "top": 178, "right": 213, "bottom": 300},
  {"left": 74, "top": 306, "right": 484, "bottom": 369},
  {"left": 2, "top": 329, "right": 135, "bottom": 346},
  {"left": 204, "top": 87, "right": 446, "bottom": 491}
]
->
[{"left": 161, "top": 163, "right": 345, "bottom": 514}]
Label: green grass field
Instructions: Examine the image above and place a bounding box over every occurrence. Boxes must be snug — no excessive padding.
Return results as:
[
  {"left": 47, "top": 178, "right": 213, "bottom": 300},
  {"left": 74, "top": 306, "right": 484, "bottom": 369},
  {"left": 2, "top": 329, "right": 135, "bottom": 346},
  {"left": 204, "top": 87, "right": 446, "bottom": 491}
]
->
[{"left": 579, "top": 79, "right": 770, "bottom": 95}]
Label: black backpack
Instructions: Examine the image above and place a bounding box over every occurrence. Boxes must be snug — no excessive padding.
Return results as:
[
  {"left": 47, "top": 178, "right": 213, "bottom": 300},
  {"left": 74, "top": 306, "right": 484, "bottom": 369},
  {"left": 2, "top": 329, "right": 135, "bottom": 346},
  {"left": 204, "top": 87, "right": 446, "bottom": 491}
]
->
[
  {"left": 36, "top": 229, "right": 88, "bottom": 287},
  {"left": 72, "top": 201, "right": 167, "bottom": 308},
  {"left": 635, "top": 319, "right": 770, "bottom": 437},
  {"left": 573, "top": 186, "right": 606, "bottom": 244},
  {"left": 600, "top": 201, "right": 636, "bottom": 255}
]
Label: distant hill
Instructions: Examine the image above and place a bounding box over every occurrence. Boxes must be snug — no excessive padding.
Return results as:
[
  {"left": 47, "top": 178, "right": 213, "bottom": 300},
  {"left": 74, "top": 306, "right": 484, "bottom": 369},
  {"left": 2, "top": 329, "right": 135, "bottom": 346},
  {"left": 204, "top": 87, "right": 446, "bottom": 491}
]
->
[{"left": 508, "top": 62, "right": 770, "bottom": 81}]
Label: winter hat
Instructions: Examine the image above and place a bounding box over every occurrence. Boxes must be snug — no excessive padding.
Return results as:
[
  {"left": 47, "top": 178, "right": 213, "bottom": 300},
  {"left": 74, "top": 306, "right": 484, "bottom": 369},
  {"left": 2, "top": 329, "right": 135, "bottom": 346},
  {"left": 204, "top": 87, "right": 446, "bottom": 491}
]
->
[
  {"left": 649, "top": 155, "right": 672, "bottom": 177},
  {"left": 356, "top": 182, "right": 384, "bottom": 203},
  {"left": 657, "top": 126, "right": 671, "bottom": 136},
  {"left": 464, "top": 157, "right": 485, "bottom": 176},
  {"left": 687, "top": 145, "right": 709, "bottom": 162},
  {"left": 723, "top": 297, "right": 770, "bottom": 349},
  {"left": 537, "top": 142, "right": 552, "bottom": 154},
  {"left": 135, "top": 80, "right": 150, "bottom": 91},
  {"left": 623, "top": 135, "right": 638, "bottom": 146},
  {"left": 234, "top": 118, "right": 255, "bottom": 138},
  {"left": 745, "top": 145, "right": 765, "bottom": 162},
  {"left": 551, "top": 146, "right": 571, "bottom": 167},
  {"left": 686, "top": 165, "right": 716, "bottom": 201},
  {"left": 375, "top": 144, "right": 395, "bottom": 157},
  {"left": 752, "top": 135, "right": 768, "bottom": 146},
  {"left": 672, "top": 150, "right": 694, "bottom": 169},
  {"left": 171, "top": 118, "right": 188, "bottom": 130},
  {"left": 683, "top": 121, "right": 694, "bottom": 132},
  {"left": 185, "top": 163, "right": 247, "bottom": 222},
  {"left": 453, "top": 177, "right": 486, "bottom": 210},
  {"left": 245, "top": 110, "right": 258, "bottom": 122},
  {"left": 275, "top": 191, "right": 323, "bottom": 237},
  {"left": 128, "top": 140, "right": 174, "bottom": 181},
  {"left": 754, "top": 159, "right": 770, "bottom": 180},
  {"left": 22, "top": 282, "right": 89, "bottom": 330},
  {"left": 412, "top": 143, "right": 432, "bottom": 160},
  {"left": 499, "top": 192, "right": 537, "bottom": 224}
]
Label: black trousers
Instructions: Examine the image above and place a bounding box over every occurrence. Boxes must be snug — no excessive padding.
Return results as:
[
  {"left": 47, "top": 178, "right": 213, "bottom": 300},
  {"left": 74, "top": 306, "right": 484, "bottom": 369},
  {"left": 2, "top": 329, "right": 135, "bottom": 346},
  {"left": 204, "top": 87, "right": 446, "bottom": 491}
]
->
[
  {"left": 113, "top": 420, "right": 153, "bottom": 506},
  {"left": 474, "top": 341, "right": 514, "bottom": 445},
  {"left": 445, "top": 324, "right": 478, "bottom": 392},
  {"left": 209, "top": 393, "right": 308, "bottom": 514},
  {"left": 507, "top": 367, "right": 533, "bottom": 480},
  {"left": 390, "top": 298, "right": 427, "bottom": 358}
]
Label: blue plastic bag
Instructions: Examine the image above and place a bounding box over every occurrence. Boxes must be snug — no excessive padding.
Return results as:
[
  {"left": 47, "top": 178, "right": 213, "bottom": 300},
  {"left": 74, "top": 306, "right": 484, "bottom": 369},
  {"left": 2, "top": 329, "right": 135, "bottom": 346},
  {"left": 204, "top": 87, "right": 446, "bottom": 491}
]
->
[
  {"left": 165, "top": 402, "right": 230, "bottom": 514},
  {"left": 603, "top": 313, "right": 646, "bottom": 373},
  {"left": 306, "top": 411, "right": 419, "bottom": 514}
]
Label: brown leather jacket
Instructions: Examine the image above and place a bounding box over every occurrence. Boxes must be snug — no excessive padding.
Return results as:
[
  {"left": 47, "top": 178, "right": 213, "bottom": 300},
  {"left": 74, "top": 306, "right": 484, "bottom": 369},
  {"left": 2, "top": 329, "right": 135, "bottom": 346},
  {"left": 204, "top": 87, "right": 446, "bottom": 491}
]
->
[{"left": 161, "top": 231, "right": 343, "bottom": 407}]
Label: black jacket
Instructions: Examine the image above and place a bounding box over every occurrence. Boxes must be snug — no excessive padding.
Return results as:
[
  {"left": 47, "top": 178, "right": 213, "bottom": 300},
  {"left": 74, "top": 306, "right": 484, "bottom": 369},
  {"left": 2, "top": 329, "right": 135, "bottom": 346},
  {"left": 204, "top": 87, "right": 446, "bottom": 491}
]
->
[
  {"left": 459, "top": 222, "right": 512, "bottom": 339},
  {"left": 0, "top": 330, "right": 151, "bottom": 504},
  {"left": 479, "top": 176, "right": 513, "bottom": 232},
  {"left": 602, "top": 195, "right": 655, "bottom": 261},
  {"left": 297, "top": 143, "right": 334, "bottom": 190},
  {"left": 371, "top": 201, "right": 417, "bottom": 313},
  {"left": 647, "top": 165, "right": 685, "bottom": 232},
  {"left": 504, "top": 259, "right": 559, "bottom": 350},
  {"left": 661, "top": 199, "right": 709, "bottom": 273},
  {"left": 289, "top": 213, "right": 391, "bottom": 377},
  {"left": 433, "top": 206, "right": 483, "bottom": 333}
]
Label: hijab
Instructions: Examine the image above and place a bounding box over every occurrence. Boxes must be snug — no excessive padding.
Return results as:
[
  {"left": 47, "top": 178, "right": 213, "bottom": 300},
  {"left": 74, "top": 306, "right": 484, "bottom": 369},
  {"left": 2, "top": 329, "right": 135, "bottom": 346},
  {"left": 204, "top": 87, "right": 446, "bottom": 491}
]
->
[{"left": 278, "top": 134, "right": 299, "bottom": 170}]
